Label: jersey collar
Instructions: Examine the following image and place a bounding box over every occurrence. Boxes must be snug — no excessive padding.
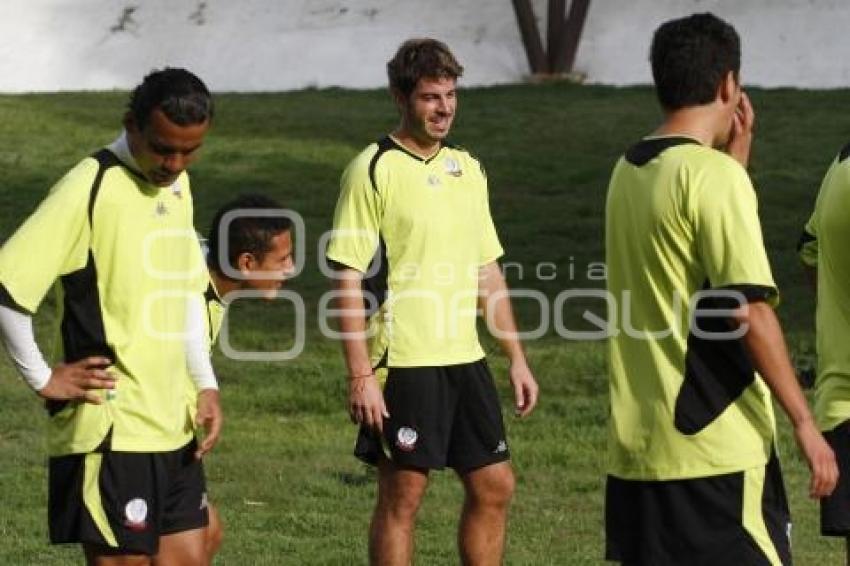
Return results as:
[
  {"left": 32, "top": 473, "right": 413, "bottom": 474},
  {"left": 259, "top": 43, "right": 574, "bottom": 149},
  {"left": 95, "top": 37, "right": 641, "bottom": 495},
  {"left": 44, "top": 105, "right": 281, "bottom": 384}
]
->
[
  {"left": 625, "top": 136, "right": 702, "bottom": 166},
  {"left": 386, "top": 135, "right": 445, "bottom": 164}
]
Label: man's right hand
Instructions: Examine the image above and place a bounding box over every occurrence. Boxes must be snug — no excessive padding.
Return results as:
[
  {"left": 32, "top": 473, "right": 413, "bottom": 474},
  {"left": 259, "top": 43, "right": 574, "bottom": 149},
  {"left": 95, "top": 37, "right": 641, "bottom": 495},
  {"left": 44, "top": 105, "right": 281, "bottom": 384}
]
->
[
  {"left": 348, "top": 374, "right": 389, "bottom": 433},
  {"left": 794, "top": 418, "right": 839, "bottom": 499},
  {"left": 38, "top": 356, "right": 115, "bottom": 404},
  {"left": 726, "top": 90, "right": 755, "bottom": 168}
]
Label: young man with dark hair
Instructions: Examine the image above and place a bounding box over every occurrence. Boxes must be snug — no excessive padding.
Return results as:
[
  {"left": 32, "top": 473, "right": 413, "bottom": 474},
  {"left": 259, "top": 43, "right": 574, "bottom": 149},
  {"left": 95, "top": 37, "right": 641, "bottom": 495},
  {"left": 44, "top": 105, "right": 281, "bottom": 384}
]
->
[
  {"left": 0, "top": 67, "right": 222, "bottom": 565},
  {"left": 203, "top": 193, "right": 295, "bottom": 340},
  {"left": 176, "top": 193, "right": 294, "bottom": 561},
  {"left": 604, "top": 13, "right": 837, "bottom": 565},
  {"left": 326, "top": 38, "right": 539, "bottom": 565},
  {"left": 799, "top": 133, "right": 850, "bottom": 560}
]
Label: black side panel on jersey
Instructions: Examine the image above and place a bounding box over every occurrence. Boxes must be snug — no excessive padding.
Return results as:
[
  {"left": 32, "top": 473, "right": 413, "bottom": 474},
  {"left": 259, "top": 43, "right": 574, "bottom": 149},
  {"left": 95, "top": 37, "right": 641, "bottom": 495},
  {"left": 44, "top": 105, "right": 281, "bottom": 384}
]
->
[
  {"left": 674, "top": 284, "right": 775, "bottom": 435},
  {"left": 362, "top": 236, "right": 389, "bottom": 317},
  {"left": 368, "top": 137, "right": 397, "bottom": 191},
  {"left": 51, "top": 150, "right": 120, "bottom": 416}
]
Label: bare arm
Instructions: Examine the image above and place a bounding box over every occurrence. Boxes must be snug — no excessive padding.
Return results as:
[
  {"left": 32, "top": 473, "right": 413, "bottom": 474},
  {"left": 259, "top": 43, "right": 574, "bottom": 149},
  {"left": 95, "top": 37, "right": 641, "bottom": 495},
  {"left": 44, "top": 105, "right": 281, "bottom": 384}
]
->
[
  {"left": 335, "top": 268, "right": 388, "bottom": 432},
  {"left": 478, "top": 261, "right": 538, "bottom": 418},
  {"left": 0, "top": 290, "right": 115, "bottom": 402},
  {"left": 733, "top": 300, "right": 837, "bottom": 498}
]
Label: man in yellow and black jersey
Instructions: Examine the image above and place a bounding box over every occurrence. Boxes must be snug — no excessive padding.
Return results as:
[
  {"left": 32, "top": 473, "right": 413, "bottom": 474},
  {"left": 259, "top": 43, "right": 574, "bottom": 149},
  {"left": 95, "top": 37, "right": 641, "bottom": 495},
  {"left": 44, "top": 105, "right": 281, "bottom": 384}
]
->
[
  {"left": 0, "top": 69, "right": 223, "bottom": 565},
  {"left": 604, "top": 13, "right": 837, "bottom": 565},
  {"left": 326, "top": 38, "right": 539, "bottom": 565},
  {"left": 799, "top": 143, "right": 850, "bottom": 554}
]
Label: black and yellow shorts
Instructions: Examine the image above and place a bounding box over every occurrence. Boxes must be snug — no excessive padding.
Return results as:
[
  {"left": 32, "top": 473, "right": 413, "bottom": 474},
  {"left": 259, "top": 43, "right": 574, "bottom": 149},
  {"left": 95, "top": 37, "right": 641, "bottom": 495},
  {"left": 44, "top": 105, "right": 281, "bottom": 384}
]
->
[
  {"left": 355, "top": 359, "right": 510, "bottom": 473},
  {"left": 605, "top": 452, "right": 791, "bottom": 565},
  {"left": 48, "top": 438, "right": 208, "bottom": 556}
]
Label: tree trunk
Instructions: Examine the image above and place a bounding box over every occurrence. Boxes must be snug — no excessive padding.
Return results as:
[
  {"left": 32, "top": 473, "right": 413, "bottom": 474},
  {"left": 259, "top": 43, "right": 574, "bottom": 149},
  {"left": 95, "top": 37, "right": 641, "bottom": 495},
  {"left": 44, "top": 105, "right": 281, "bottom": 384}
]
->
[
  {"left": 511, "top": 0, "right": 548, "bottom": 74},
  {"left": 511, "top": 0, "right": 592, "bottom": 76},
  {"left": 551, "top": 0, "right": 591, "bottom": 74}
]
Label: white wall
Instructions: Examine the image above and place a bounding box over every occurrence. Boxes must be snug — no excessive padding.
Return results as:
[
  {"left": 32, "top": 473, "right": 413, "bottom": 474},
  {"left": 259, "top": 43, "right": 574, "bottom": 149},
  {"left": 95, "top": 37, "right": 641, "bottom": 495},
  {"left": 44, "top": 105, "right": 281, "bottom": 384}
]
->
[
  {"left": 577, "top": 0, "right": 850, "bottom": 88},
  {"left": 0, "top": 0, "right": 848, "bottom": 92}
]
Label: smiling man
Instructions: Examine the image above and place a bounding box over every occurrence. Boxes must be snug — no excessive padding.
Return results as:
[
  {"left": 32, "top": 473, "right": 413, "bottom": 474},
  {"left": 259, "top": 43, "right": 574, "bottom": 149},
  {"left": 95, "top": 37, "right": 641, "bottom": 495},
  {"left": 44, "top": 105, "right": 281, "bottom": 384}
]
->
[
  {"left": 326, "top": 38, "right": 539, "bottom": 565},
  {"left": 0, "top": 68, "right": 222, "bottom": 565}
]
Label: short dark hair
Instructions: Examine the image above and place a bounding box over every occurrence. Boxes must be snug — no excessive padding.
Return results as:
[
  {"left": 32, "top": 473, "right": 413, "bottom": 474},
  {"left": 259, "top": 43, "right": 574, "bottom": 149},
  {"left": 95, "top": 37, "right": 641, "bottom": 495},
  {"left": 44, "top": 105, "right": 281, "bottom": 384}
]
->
[
  {"left": 650, "top": 13, "right": 740, "bottom": 111},
  {"left": 387, "top": 38, "right": 464, "bottom": 98},
  {"left": 207, "top": 194, "right": 293, "bottom": 275},
  {"left": 128, "top": 67, "right": 214, "bottom": 129}
]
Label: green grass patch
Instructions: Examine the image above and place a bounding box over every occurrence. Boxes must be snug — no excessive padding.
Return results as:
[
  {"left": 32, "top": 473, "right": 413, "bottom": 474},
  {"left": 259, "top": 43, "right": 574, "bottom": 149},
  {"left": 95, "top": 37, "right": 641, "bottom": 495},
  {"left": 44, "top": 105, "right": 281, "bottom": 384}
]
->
[{"left": 0, "top": 83, "right": 847, "bottom": 564}]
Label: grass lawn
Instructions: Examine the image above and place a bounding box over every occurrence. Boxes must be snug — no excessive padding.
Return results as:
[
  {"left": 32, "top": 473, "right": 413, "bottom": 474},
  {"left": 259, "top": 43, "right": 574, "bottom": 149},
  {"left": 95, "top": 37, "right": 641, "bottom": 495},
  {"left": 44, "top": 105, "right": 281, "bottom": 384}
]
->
[{"left": 0, "top": 83, "right": 848, "bottom": 564}]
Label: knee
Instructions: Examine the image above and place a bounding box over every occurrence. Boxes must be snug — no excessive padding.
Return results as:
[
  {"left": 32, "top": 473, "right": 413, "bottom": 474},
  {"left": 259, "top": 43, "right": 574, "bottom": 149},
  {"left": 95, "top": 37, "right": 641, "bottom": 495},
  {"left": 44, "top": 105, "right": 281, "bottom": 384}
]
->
[
  {"left": 205, "top": 522, "right": 223, "bottom": 558},
  {"left": 376, "top": 464, "right": 429, "bottom": 523},
  {"left": 180, "top": 545, "right": 208, "bottom": 566},
  {"left": 205, "top": 507, "right": 224, "bottom": 558},
  {"left": 381, "top": 488, "right": 425, "bottom": 522},
  {"left": 468, "top": 466, "right": 515, "bottom": 509}
]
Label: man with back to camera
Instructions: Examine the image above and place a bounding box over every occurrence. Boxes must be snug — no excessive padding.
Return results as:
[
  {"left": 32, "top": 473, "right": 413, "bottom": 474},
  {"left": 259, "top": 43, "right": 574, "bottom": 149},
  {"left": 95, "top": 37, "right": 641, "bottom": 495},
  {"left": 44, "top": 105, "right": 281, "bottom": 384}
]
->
[
  {"left": 0, "top": 68, "right": 223, "bottom": 565},
  {"left": 326, "top": 38, "right": 539, "bottom": 565},
  {"left": 799, "top": 126, "right": 850, "bottom": 564},
  {"left": 604, "top": 13, "right": 838, "bottom": 565}
]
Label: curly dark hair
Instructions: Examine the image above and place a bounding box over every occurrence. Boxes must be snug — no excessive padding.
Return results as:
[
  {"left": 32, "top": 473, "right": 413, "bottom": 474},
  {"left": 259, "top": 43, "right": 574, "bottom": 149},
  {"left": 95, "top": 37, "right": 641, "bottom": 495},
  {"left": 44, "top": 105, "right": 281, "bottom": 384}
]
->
[{"left": 128, "top": 67, "right": 214, "bottom": 129}]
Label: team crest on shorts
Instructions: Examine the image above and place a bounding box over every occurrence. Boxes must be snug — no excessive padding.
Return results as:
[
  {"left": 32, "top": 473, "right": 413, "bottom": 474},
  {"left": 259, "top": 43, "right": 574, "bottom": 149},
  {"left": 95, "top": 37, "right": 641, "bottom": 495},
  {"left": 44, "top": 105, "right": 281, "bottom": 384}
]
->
[
  {"left": 395, "top": 427, "right": 418, "bottom": 452},
  {"left": 124, "top": 498, "right": 149, "bottom": 531}
]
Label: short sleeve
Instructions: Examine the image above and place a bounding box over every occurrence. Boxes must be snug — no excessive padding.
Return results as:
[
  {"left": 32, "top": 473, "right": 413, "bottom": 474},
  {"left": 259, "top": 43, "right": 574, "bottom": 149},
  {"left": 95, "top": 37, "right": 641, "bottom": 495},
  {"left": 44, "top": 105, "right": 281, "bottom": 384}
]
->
[
  {"left": 325, "top": 153, "right": 383, "bottom": 273},
  {"left": 798, "top": 214, "right": 819, "bottom": 268},
  {"left": 0, "top": 158, "right": 97, "bottom": 313},
  {"left": 184, "top": 187, "right": 208, "bottom": 295},
  {"left": 693, "top": 160, "right": 777, "bottom": 303},
  {"left": 797, "top": 159, "right": 836, "bottom": 268}
]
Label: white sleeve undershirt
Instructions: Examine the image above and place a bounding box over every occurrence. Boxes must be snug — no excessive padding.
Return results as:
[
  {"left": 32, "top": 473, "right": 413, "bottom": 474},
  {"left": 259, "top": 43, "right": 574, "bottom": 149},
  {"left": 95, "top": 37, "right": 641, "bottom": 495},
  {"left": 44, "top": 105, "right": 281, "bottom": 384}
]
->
[
  {"left": 185, "top": 293, "right": 219, "bottom": 391},
  {"left": 0, "top": 302, "right": 52, "bottom": 391},
  {"left": 0, "top": 291, "right": 218, "bottom": 392}
]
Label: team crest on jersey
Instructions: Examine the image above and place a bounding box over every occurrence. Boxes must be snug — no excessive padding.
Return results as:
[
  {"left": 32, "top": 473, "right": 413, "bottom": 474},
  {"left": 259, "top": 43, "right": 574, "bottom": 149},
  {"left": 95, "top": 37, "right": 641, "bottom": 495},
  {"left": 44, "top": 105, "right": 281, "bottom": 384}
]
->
[
  {"left": 124, "top": 498, "right": 149, "bottom": 531},
  {"left": 444, "top": 157, "right": 462, "bottom": 177},
  {"left": 396, "top": 427, "right": 418, "bottom": 452}
]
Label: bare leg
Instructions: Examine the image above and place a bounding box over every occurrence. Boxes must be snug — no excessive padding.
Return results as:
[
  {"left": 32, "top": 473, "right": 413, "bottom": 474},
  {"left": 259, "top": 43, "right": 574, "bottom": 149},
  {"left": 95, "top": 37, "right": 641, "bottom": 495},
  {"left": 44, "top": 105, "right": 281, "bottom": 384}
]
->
[
  {"left": 83, "top": 545, "right": 151, "bottom": 566},
  {"left": 369, "top": 455, "right": 430, "bottom": 566},
  {"left": 205, "top": 504, "right": 223, "bottom": 565},
  {"left": 152, "top": 527, "right": 207, "bottom": 566},
  {"left": 457, "top": 462, "right": 515, "bottom": 566}
]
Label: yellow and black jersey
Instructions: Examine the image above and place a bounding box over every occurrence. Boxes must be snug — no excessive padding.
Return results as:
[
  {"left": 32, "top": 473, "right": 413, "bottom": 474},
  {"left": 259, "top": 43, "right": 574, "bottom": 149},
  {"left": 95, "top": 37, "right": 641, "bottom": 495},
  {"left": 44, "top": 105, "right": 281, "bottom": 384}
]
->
[
  {"left": 606, "top": 136, "right": 778, "bottom": 480},
  {"left": 326, "top": 136, "right": 503, "bottom": 368},
  {"left": 0, "top": 148, "right": 207, "bottom": 456},
  {"left": 799, "top": 143, "right": 850, "bottom": 432}
]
